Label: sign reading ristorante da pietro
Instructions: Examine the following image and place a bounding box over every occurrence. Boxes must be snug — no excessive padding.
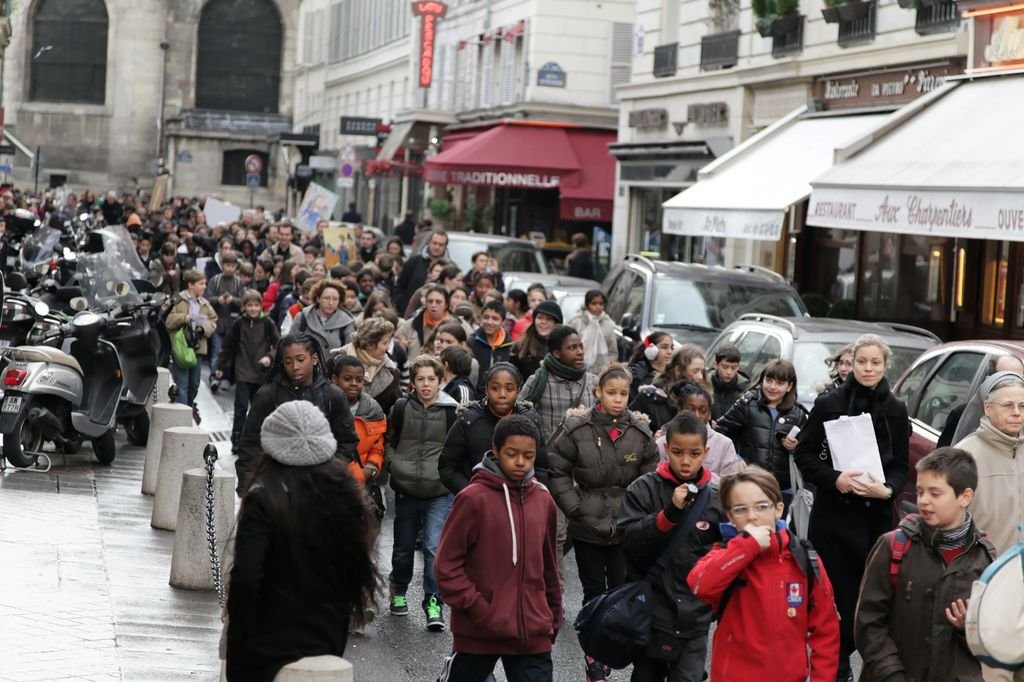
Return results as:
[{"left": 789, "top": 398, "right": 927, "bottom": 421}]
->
[
  {"left": 813, "top": 60, "right": 965, "bottom": 109},
  {"left": 807, "top": 186, "right": 1024, "bottom": 242}
]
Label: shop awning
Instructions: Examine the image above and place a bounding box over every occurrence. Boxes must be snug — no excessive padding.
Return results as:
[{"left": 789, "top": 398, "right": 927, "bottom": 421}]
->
[
  {"left": 560, "top": 129, "right": 615, "bottom": 222},
  {"left": 662, "top": 108, "right": 889, "bottom": 241},
  {"left": 808, "top": 76, "right": 1024, "bottom": 240}
]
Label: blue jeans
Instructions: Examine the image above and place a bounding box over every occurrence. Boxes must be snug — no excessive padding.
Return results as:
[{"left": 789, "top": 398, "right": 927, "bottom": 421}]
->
[
  {"left": 208, "top": 332, "right": 224, "bottom": 380},
  {"left": 170, "top": 358, "right": 201, "bottom": 406},
  {"left": 389, "top": 493, "right": 453, "bottom": 597}
]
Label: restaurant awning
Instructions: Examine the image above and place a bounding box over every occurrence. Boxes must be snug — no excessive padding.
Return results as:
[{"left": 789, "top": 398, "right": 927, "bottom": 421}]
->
[
  {"left": 808, "top": 75, "right": 1024, "bottom": 240},
  {"left": 425, "top": 121, "right": 616, "bottom": 222},
  {"left": 662, "top": 107, "right": 889, "bottom": 241}
]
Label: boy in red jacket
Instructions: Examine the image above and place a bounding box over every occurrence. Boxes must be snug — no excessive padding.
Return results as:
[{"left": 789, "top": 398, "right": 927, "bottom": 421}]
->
[
  {"left": 688, "top": 466, "right": 839, "bottom": 682},
  {"left": 435, "top": 414, "right": 561, "bottom": 682}
]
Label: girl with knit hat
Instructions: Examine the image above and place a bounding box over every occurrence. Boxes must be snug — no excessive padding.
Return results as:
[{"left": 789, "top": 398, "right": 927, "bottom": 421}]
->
[
  {"left": 225, "top": 400, "right": 378, "bottom": 682},
  {"left": 511, "top": 299, "right": 563, "bottom": 379}
]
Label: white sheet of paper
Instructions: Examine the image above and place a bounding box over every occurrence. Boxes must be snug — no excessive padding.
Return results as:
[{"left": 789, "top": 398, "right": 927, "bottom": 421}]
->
[
  {"left": 823, "top": 413, "right": 885, "bottom": 484},
  {"left": 204, "top": 198, "right": 241, "bottom": 227}
]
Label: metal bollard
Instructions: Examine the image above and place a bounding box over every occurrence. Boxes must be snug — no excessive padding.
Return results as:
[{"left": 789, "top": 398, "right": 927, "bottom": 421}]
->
[
  {"left": 170, "top": 467, "right": 234, "bottom": 591},
  {"left": 148, "top": 367, "right": 173, "bottom": 418},
  {"left": 152, "top": 427, "right": 209, "bottom": 530},
  {"left": 142, "top": 403, "right": 194, "bottom": 496},
  {"left": 274, "top": 656, "right": 353, "bottom": 682}
]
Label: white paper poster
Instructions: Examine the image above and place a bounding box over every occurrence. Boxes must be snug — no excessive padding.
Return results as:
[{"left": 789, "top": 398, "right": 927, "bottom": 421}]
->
[
  {"left": 204, "top": 197, "right": 242, "bottom": 227},
  {"left": 823, "top": 413, "right": 885, "bottom": 484}
]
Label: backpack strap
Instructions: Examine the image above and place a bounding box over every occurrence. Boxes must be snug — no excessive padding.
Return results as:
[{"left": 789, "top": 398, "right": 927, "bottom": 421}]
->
[
  {"left": 787, "top": 535, "right": 821, "bottom": 611},
  {"left": 889, "top": 526, "right": 913, "bottom": 594}
]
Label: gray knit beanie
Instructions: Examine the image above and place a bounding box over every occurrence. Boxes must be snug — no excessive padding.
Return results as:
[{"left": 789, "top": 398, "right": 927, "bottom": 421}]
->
[{"left": 260, "top": 400, "right": 336, "bottom": 466}]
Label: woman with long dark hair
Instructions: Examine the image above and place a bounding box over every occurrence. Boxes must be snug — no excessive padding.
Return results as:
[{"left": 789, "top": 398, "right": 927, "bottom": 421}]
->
[
  {"left": 225, "top": 400, "right": 379, "bottom": 682},
  {"left": 627, "top": 331, "right": 674, "bottom": 400},
  {"left": 510, "top": 300, "right": 563, "bottom": 379},
  {"left": 794, "top": 334, "right": 909, "bottom": 681},
  {"left": 232, "top": 333, "right": 359, "bottom": 495}
]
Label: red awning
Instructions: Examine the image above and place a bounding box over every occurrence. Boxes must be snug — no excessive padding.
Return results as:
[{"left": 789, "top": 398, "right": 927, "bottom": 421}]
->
[
  {"left": 560, "top": 129, "right": 615, "bottom": 223},
  {"left": 425, "top": 122, "right": 581, "bottom": 189}
]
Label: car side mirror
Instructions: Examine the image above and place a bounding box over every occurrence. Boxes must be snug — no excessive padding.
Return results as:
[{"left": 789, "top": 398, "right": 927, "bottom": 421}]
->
[{"left": 621, "top": 313, "right": 641, "bottom": 340}]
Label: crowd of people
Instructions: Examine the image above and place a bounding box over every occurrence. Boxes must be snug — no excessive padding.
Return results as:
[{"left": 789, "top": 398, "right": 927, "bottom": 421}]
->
[{"left": 14, "top": 189, "right": 1019, "bottom": 682}]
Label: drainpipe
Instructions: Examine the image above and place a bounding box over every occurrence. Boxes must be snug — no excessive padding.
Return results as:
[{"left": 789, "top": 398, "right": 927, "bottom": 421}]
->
[{"left": 157, "top": 25, "right": 170, "bottom": 160}]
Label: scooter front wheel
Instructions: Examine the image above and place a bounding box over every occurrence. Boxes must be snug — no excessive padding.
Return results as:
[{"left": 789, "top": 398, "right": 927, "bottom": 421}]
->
[
  {"left": 3, "top": 411, "right": 44, "bottom": 468},
  {"left": 92, "top": 429, "right": 116, "bottom": 465}
]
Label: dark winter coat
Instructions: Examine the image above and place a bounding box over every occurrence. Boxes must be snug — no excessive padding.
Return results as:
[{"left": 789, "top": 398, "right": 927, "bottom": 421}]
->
[
  {"left": 710, "top": 369, "right": 750, "bottom": 421},
  {"left": 234, "top": 376, "right": 359, "bottom": 494},
  {"left": 855, "top": 514, "right": 997, "bottom": 682},
  {"left": 205, "top": 272, "right": 246, "bottom": 335},
  {"left": 394, "top": 253, "right": 431, "bottom": 312},
  {"left": 617, "top": 464, "right": 726, "bottom": 654},
  {"left": 439, "top": 398, "right": 548, "bottom": 494},
  {"left": 548, "top": 406, "right": 657, "bottom": 545},
  {"left": 442, "top": 375, "right": 477, "bottom": 406},
  {"left": 510, "top": 351, "right": 543, "bottom": 383},
  {"left": 629, "top": 358, "right": 656, "bottom": 401},
  {"left": 629, "top": 385, "right": 676, "bottom": 434},
  {"left": 436, "top": 455, "right": 562, "bottom": 656},
  {"left": 715, "top": 388, "right": 808, "bottom": 489},
  {"left": 468, "top": 327, "right": 514, "bottom": 393},
  {"left": 218, "top": 314, "right": 280, "bottom": 384},
  {"left": 386, "top": 392, "right": 459, "bottom": 500},
  {"left": 225, "top": 486, "right": 351, "bottom": 682}
]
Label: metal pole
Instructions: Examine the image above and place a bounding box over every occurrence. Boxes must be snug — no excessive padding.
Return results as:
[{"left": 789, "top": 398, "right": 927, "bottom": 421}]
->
[{"left": 33, "top": 145, "right": 40, "bottom": 194}]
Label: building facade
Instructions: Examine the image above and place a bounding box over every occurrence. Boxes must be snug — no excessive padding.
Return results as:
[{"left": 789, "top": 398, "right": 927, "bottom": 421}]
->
[
  {"left": 2, "top": 0, "right": 298, "bottom": 206},
  {"left": 612, "top": 0, "right": 966, "bottom": 270}
]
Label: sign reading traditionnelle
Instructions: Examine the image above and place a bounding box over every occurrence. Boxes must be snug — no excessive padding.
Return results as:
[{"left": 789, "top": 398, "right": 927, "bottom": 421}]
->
[{"left": 413, "top": 1, "right": 448, "bottom": 88}]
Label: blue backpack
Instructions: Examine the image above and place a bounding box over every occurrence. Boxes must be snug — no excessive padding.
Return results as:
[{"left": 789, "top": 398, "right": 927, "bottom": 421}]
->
[{"left": 965, "top": 528, "right": 1024, "bottom": 672}]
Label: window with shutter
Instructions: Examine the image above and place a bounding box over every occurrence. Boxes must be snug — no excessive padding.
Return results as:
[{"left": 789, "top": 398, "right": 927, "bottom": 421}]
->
[
  {"left": 464, "top": 44, "right": 478, "bottom": 111},
  {"left": 479, "top": 39, "right": 495, "bottom": 109},
  {"left": 328, "top": 3, "right": 341, "bottom": 62},
  {"left": 499, "top": 37, "right": 516, "bottom": 106},
  {"left": 442, "top": 43, "right": 456, "bottom": 110},
  {"left": 609, "top": 22, "right": 633, "bottom": 105},
  {"left": 302, "top": 12, "right": 313, "bottom": 65}
]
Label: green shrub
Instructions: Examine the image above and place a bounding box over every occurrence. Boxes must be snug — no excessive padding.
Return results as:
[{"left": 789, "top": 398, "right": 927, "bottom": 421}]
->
[{"left": 776, "top": 0, "right": 800, "bottom": 13}]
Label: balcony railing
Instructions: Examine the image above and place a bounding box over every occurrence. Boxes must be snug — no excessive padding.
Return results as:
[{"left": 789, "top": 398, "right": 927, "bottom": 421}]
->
[
  {"left": 915, "top": 0, "right": 960, "bottom": 34},
  {"left": 701, "top": 30, "right": 740, "bottom": 71},
  {"left": 653, "top": 43, "right": 678, "bottom": 78},
  {"left": 837, "top": 2, "right": 877, "bottom": 47},
  {"left": 772, "top": 16, "right": 804, "bottom": 57}
]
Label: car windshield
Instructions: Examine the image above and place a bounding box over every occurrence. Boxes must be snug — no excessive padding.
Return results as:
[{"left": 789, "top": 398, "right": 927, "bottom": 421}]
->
[
  {"left": 445, "top": 240, "right": 547, "bottom": 274},
  {"left": 791, "top": 341, "right": 925, "bottom": 406},
  {"left": 650, "top": 277, "right": 805, "bottom": 330}
]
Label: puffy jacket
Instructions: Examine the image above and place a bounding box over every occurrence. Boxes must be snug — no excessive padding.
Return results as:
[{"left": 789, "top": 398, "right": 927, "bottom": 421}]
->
[
  {"left": 165, "top": 292, "right": 218, "bottom": 356},
  {"left": 435, "top": 454, "right": 562, "bottom": 656},
  {"left": 709, "top": 369, "right": 750, "bottom": 421},
  {"left": 234, "top": 376, "right": 359, "bottom": 495},
  {"left": 715, "top": 388, "right": 808, "bottom": 489},
  {"left": 469, "top": 327, "right": 514, "bottom": 393},
  {"left": 854, "top": 514, "right": 997, "bottom": 682},
  {"left": 386, "top": 392, "right": 459, "bottom": 499},
  {"left": 548, "top": 406, "right": 657, "bottom": 545},
  {"left": 439, "top": 398, "right": 548, "bottom": 494},
  {"left": 689, "top": 529, "right": 839, "bottom": 682},
  {"left": 349, "top": 393, "right": 386, "bottom": 486},
  {"left": 630, "top": 385, "right": 676, "bottom": 434},
  {"left": 338, "top": 343, "right": 402, "bottom": 417},
  {"left": 955, "top": 416, "right": 1024, "bottom": 556},
  {"left": 616, "top": 464, "right": 726, "bottom": 648}
]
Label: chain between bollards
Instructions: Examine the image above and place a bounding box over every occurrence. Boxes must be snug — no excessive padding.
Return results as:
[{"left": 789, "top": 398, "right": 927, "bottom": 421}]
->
[{"left": 203, "top": 443, "right": 225, "bottom": 608}]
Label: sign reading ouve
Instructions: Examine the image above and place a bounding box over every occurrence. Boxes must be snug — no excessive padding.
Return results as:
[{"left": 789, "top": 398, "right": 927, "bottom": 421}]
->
[{"left": 413, "top": 1, "right": 448, "bottom": 88}]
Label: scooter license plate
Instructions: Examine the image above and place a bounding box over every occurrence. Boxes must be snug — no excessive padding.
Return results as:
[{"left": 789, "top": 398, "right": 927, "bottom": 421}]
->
[{"left": 2, "top": 396, "right": 21, "bottom": 413}]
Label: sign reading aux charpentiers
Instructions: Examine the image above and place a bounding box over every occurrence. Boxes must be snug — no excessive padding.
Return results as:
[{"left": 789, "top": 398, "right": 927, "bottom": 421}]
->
[{"left": 413, "top": 1, "right": 448, "bottom": 88}]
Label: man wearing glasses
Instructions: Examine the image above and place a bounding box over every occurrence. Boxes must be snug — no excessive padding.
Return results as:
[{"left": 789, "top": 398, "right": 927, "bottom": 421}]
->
[{"left": 954, "top": 371, "right": 1024, "bottom": 557}]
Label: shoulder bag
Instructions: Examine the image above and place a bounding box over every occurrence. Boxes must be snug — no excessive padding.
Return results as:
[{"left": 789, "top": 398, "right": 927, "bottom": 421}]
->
[{"left": 574, "top": 485, "right": 711, "bottom": 669}]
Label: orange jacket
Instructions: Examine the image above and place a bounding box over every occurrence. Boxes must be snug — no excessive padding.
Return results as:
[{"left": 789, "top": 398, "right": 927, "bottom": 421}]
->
[{"left": 348, "top": 414, "right": 387, "bottom": 486}]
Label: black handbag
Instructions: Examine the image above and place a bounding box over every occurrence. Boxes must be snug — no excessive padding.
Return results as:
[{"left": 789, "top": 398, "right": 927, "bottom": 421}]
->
[{"left": 574, "top": 485, "right": 711, "bottom": 669}]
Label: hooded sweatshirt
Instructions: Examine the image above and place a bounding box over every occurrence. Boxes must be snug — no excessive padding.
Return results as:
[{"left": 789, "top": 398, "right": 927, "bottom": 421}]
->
[
  {"left": 435, "top": 454, "right": 562, "bottom": 656},
  {"left": 955, "top": 415, "right": 1024, "bottom": 555}
]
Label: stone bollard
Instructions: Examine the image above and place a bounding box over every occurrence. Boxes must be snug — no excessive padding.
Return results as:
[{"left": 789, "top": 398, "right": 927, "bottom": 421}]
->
[
  {"left": 142, "top": 404, "right": 194, "bottom": 496},
  {"left": 274, "top": 656, "right": 353, "bottom": 682},
  {"left": 148, "top": 367, "right": 173, "bottom": 417},
  {"left": 152, "top": 427, "right": 209, "bottom": 530},
  {"left": 170, "top": 467, "right": 235, "bottom": 590}
]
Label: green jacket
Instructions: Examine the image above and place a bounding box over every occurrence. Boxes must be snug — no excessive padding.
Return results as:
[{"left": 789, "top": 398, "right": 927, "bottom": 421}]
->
[{"left": 386, "top": 392, "right": 459, "bottom": 499}]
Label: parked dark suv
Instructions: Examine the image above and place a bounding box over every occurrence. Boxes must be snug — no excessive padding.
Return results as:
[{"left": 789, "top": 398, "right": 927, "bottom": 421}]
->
[{"left": 602, "top": 255, "right": 808, "bottom": 350}]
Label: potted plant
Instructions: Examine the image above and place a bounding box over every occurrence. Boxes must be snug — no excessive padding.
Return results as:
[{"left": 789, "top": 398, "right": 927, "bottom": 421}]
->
[
  {"left": 837, "top": 0, "right": 870, "bottom": 21},
  {"left": 428, "top": 198, "right": 455, "bottom": 227},
  {"left": 822, "top": 0, "right": 842, "bottom": 23},
  {"left": 754, "top": 0, "right": 801, "bottom": 36}
]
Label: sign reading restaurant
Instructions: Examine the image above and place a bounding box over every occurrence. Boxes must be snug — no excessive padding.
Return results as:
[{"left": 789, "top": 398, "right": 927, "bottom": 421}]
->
[
  {"left": 813, "top": 59, "right": 965, "bottom": 109},
  {"left": 424, "top": 168, "right": 562, "bottom": 188},
  {"left": 807, "top": 186, "right": 1024, "bottom": 242}
]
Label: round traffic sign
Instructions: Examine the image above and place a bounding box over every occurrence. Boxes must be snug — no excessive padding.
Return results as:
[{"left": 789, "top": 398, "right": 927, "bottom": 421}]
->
[
  {"left": 244, "top": 154, "right": 263, "bottom": 175},
  {"left": 340, "top": 163, "right": 354, "bottom": 178}
]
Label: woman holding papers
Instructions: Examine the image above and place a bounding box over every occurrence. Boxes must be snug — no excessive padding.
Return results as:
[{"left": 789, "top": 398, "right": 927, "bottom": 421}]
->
[{"left": 793, "top": 334, "right": 910, "bottom": 682}]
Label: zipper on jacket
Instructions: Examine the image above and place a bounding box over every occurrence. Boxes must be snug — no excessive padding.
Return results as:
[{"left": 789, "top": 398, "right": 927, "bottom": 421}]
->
[{"left": 518, "top": 485, "right": 529, "bottom": 650}]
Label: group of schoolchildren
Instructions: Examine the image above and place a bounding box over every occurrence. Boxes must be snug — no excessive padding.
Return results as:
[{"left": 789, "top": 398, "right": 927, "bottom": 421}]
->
[{"left": 205, "top": 225, "right": 1011, "bottom": 682}]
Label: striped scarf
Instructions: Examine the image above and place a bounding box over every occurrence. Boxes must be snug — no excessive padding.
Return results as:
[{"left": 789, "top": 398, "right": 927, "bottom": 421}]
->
[{"left": 939, "top": 512, "right": 973, "bottom": 551}]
